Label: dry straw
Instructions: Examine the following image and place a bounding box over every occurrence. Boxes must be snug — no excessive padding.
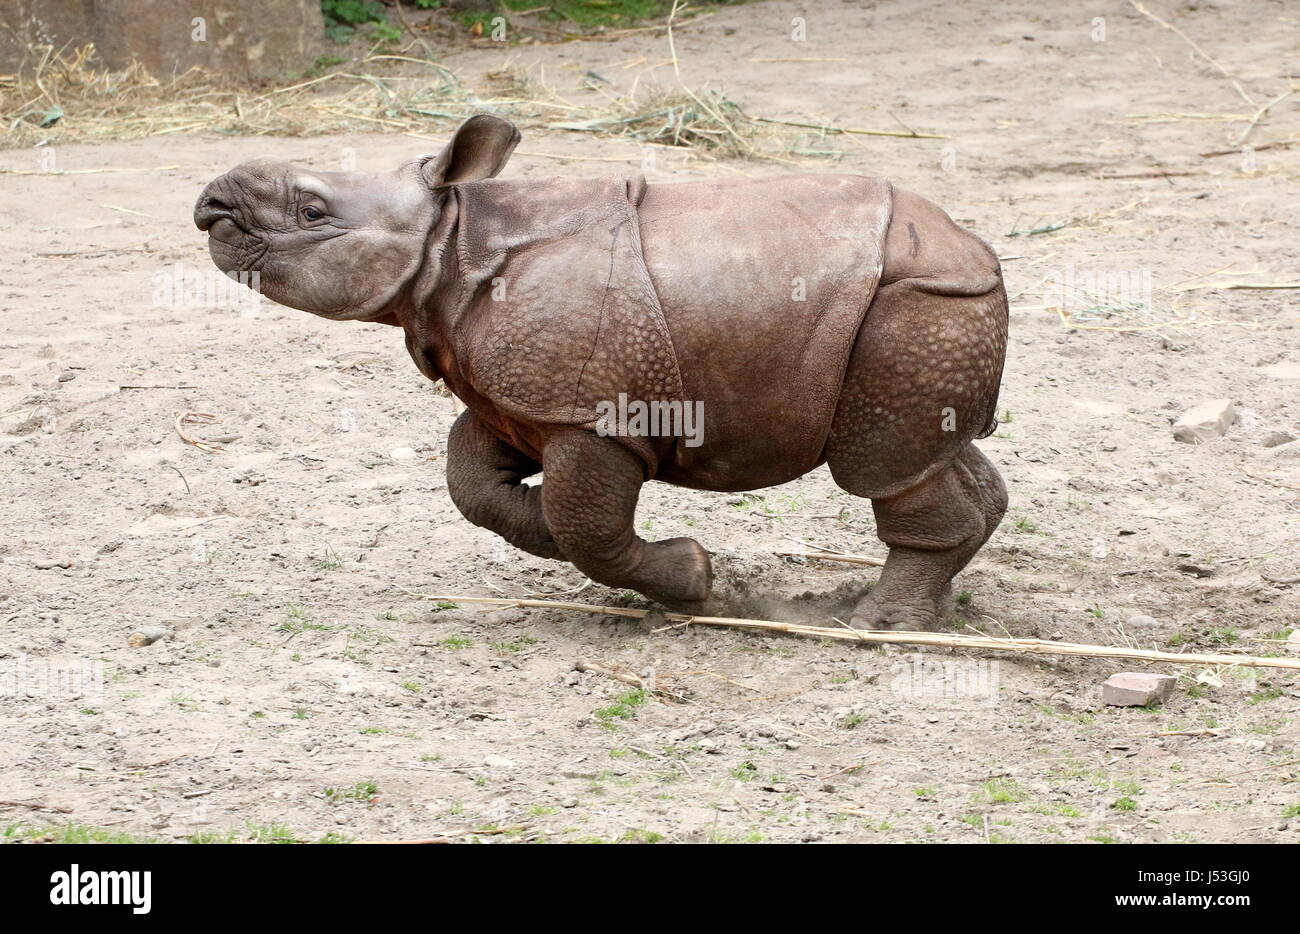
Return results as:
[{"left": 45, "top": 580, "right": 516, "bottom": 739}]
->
[{"left": 2, "top": 38, "right": 945, "bottom": 163}]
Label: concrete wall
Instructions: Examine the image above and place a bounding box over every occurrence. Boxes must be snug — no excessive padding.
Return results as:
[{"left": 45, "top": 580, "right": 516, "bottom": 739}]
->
[{"left": 0, "top": 0, "right": 325, "bottom": 81}]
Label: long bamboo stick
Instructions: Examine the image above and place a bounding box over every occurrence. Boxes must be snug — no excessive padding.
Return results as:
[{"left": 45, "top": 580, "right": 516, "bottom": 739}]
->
[{"left": 396, "top": 589, "right": 1300, "bottom": 671}]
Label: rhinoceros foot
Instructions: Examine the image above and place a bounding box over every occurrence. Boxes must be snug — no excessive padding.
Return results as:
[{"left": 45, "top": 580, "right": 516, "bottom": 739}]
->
[
  {"left": 849, "top": 593, "right": 942, "bottom": 632},
  {"left": 640, "top": 537, "right": 714, "bottom": 609}
]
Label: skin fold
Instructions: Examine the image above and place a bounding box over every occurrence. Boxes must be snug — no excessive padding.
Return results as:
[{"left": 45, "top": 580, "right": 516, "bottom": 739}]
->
[{"left": 194, "top": 114, "right": 1009, "bottom": 630}]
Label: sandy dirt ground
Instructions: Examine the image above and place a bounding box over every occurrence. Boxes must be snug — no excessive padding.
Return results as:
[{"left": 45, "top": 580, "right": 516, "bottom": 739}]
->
[{"left": 2, "top": 0, "right": 1299, "bottom": 844}]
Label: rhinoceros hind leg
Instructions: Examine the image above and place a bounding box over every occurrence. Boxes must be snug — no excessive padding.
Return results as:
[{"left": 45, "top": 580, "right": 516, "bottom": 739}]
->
[
  {"left": 446, "top": 410, "right": 562, "bottom": 560},
  {"left": 541, "top": 429, "right": 713, "bottom": 609},
  {"left": 826, "top": 278, "right": 1007, "bottom": 500},
  {"left": 850, "top": 445, "right": 1006, "bottom": 631}
]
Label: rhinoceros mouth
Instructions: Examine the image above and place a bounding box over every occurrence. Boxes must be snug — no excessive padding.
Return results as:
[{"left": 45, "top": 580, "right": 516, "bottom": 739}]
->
[{"left": 206, "top": 229, "right": 268, "bottom": 276}]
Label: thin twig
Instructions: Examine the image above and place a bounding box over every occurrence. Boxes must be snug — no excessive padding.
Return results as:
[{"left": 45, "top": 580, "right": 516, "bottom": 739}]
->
[
  {"left": 1129, "top": 0, "right": 1255, "bottom": 106},
  {"left": 1236, "top": 87, "right": 1296, "bottom": 145},
  {"left": 754, "top": 115, "right": 949, "bottom": 139},
  {"left": 399, "top": 591, "right": 1300, "bottom": 670}
]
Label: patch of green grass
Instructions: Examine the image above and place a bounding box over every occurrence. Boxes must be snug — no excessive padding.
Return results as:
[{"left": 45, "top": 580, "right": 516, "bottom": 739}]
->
[
  {"left": 312, "top": 543, "right": 344, "bottom": 571},
  {"left": 4, "top": 821, "right": 158, "bottom": 844},
  {"left": 169, "top": 693, "right": 199, "bottom": 712},
  {"left": 618, "top": 827, "right": 665, "bottom": 844},
  {"left": 324, "top": 780, "right": 379, "bottom": 804},
  {"left": 1111, "top": 796, "right": 1138, "bottom": 812},
  {"left": 440, "top": 634, "right": 472, "bottom": 649},
  {"left": 1207, "top": 627, "right": 1240, "bottom": 646},
  {"left": 321, "top": 0, "right": 400, "bottom": 44},
  {"left": 186, "top": 830, "right": 239, "bottom": 844},
  {"left": 278, "top": 603, "right": 334, "bottom": 634},
  {"left": 838, "top": 713, "right": 865, "bottom": 730},
  {"left": 458, "top": 0, "right": 744, "bottom": 34},
  {"left": 245, "top": 821, "right": 302, "bottom": 844},
  {"left": 492, "top": 634, "right": 538, "bottom": 655},
  {"left": 1037, "top": 802, "right": 1082, "bottom": 818},
  {"left": 1281, "top": 803, "right": 1300, "bottom": 818},
  {"left": 594, "top": 689, "right": 646, "bottom": 726},
  {"left": 400, "top": 681, "right": 422, "bottom": 694},
  {"left": 730, "top": 760, "right": 759, "bottom": 782},
  {"left": 1249, "top": 687, "right": 1283, "bottom": 705},
  {"left": 977, "top": 778, "right": 1027, "bottom": 805}
]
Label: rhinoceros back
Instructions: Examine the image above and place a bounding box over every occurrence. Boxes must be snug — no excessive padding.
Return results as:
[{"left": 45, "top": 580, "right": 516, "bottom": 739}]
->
[
  {"left": 448, "top": 173, "right": 891, "bottom": 489},
  {"left": 637, "top": 175, "right": 893, "bottom": 489}
]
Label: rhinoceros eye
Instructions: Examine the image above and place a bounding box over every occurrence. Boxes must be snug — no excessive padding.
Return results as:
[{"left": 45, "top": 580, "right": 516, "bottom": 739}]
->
[{"left": 301, "top": 205, "right": 324, "bottom": 222}]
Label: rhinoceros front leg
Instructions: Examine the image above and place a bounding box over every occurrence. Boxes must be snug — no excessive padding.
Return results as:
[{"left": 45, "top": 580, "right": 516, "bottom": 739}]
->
[
  {"left": 540, "top": 429, "right": 713, "bottom": 611},
  {"left": 446, "top": 410, "right": 563, "bottom": 560}
]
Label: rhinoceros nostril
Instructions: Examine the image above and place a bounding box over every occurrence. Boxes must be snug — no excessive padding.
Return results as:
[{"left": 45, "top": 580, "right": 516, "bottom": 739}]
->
[{"left": 194, "top": 190, "right": 238, "bottom": 232}]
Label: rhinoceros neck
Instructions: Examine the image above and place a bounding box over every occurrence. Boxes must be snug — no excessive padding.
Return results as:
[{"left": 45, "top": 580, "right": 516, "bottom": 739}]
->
[{"left": 392, "top": 190, "right": 459, "bottom": 383}]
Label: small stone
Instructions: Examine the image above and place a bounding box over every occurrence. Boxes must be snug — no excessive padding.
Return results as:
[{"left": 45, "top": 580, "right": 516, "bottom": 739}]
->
[
  {"left": 1264, "top": 440, "right": 1300, "bottom": 460},
  {"left": 560, "top": 797, "right": 578, "bottom": 808},
  {"left": 1172, "top": 399, "right": 1236, "bottom": 443},
  {"left": 1287, "top": 630, "right": 1300, "bottom": 646},
  {"left": 564, "top": 670, "right": 580, "bottom": 686},
  {"left": 390, "top": 447, "right": 418, "bottom": 463},
  {"left": 1126, "top": 614, "right": 1158, "bottom": 628},
  {"left": 1102, "top": 672, "right": 1176, "bottom": 707},
  {"left": 127, "top": 625, "right": 172, "bottom": 647},
  {"left": 57, "top": 370, "right": 76, "bottom": 382},
  {"left": 1261, "top": 430, "right": 1296, "bottom": 448},
  {"left": 33, "top": 558, "right": 73, "bottom": 570},
  {"left": 483, "top": 755, "right": 516, "bottom": 768},
  {"left": 1177, "top": 563, "right": 1216, "bottom": 578}
]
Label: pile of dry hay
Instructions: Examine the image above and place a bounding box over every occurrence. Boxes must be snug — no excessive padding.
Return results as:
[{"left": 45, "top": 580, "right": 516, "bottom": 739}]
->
[{"left": 1, "top": 43, "right": 765, "bottom": 160}]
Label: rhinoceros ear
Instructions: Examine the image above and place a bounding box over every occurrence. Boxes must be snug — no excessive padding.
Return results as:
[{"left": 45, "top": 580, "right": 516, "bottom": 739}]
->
[{"left": 422, "top": 114, "right": 521, "bottom": 189}]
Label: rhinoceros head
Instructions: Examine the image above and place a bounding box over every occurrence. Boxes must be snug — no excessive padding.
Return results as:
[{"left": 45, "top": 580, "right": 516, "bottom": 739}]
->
[{"left": 193, "top": 114, "right": 520, "bottom": 321}]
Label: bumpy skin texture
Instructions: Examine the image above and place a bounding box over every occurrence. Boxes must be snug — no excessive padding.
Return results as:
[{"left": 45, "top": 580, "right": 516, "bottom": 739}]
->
[{"left": 194, "top": 115, "right": 1010, "bottom": 631}]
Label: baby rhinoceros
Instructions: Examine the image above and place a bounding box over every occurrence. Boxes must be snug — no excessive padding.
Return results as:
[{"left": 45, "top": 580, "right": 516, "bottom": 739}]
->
[{"left": 194, "top": 114, "right": 1009, "bottom": 630}]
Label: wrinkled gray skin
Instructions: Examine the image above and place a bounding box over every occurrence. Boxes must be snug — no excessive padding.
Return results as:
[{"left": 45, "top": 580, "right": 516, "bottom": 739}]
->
[{"left": 195, "top": 114, "right": 1009, "bottom": 630}]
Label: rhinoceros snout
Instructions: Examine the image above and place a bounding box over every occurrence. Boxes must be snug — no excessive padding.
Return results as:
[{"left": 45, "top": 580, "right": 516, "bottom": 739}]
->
[{"left": 193, "top": 182, "right": 236, "bottom": 232}]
